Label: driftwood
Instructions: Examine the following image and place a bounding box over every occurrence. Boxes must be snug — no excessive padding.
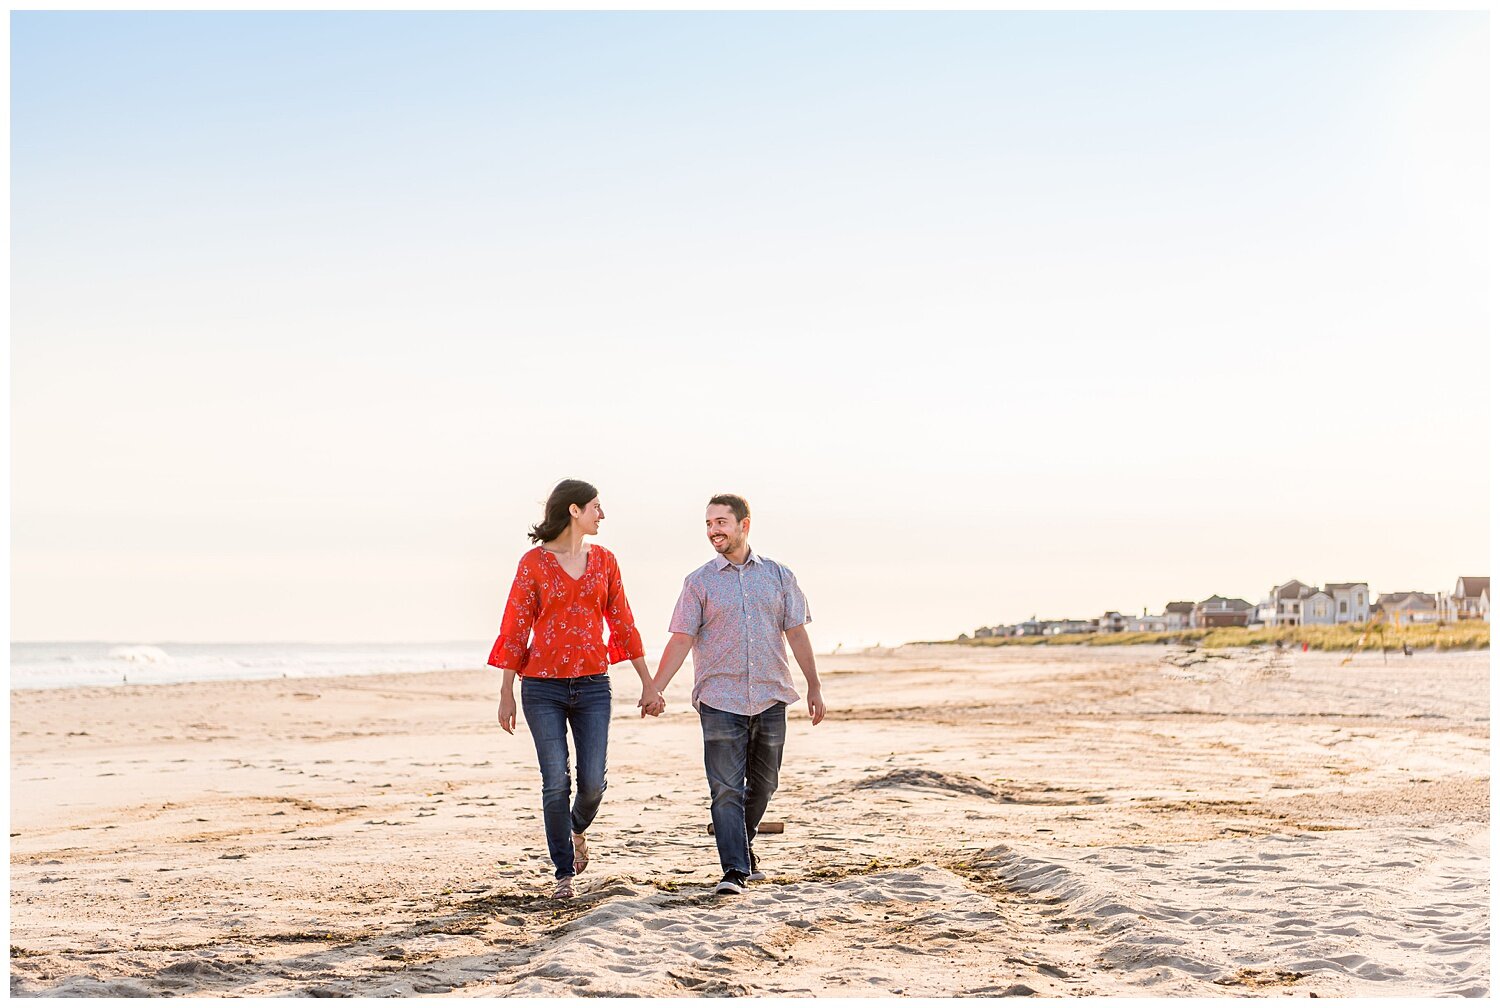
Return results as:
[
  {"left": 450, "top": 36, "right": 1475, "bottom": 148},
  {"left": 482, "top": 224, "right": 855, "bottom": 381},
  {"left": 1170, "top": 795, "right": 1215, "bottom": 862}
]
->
[{"left": 706, "top": 821, "right": 784, "bottom": 835}]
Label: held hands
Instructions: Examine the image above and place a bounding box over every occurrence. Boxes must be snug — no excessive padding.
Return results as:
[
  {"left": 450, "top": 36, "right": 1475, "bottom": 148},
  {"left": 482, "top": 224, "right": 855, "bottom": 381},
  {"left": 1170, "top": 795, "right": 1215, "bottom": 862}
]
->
[
  {"left": 637, "top": 687, "right": 666, "bottom": 718},
  {"left": 500, "top": 686, "right": 662, "bottom": 729}
]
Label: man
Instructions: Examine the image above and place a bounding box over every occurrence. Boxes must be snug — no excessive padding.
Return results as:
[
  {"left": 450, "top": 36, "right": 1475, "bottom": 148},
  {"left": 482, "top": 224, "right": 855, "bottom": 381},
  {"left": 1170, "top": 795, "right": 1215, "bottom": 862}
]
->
[{"left": 653, "top": 493, "right": 826, "bottom": 895}]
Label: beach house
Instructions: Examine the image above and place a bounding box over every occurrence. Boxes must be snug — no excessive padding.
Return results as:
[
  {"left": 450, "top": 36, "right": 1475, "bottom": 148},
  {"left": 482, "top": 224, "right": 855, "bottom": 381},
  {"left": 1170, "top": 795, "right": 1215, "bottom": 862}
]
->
[
  {"left": 1373, "top": 592, "right": 1439, "bottom": 626},
  {"left": 1298, "top": 588, "right": 1338, "bottom": 625},
  {"left": 1255, "top": 596, "right": 1275, "bottom": 626},
  {"left": 1015, "top": 618, "right": 1044, "bottom": 637},
  {"left": 1265, "top": 580, "right": 1315, "bottom": 626},
  {"left": 1325, "top": 583, "right": 1371, "bottom": 624},
  {"left": 1097, "top": 611, "right": 1127, "bottom": 633},
  {"left": 1264, "top": 580, "right": 1368, "bottom": 626},
  {"left": 1437, "top": 577, "right": 1490, "bottom": 622},
  {"left": 1163, "top": 602, "right": 1194, "bottom": 631},
  {"left": 1193, "top": 596, "right": 1254, "bottom": 628}
]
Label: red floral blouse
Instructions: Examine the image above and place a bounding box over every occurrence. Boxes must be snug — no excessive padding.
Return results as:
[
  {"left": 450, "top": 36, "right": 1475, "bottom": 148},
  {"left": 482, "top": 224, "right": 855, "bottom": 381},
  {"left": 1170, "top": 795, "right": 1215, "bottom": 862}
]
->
[{"left": 487, "top": 546, "right": 646, "bottom": 678}]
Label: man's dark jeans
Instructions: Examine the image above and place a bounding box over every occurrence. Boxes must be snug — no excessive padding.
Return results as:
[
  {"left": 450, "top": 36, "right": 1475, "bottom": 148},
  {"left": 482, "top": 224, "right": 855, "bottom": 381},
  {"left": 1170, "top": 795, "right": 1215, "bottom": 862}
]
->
[
  {"left": 698, "top": 701, "right": 786, "bottom": 878},
  {"left": 521, "top": 674, "right": 612, "bottom": 880}
]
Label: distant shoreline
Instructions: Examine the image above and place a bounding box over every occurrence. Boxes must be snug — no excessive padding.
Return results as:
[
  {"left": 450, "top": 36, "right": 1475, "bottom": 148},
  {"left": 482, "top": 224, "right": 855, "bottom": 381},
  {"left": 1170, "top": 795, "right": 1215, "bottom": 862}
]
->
[{"left": 927, "top": 623, "right": 1490, "bottom": 652}]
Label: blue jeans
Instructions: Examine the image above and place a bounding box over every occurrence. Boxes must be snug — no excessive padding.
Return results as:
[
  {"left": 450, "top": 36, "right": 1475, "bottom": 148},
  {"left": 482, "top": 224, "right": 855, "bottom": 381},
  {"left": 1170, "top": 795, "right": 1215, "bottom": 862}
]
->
[
  {"left": 699, "top": 701, "right": 786, "bottom": 878},
  {"left": 521, "top": 674, "right": 612, "bottom": 880}
]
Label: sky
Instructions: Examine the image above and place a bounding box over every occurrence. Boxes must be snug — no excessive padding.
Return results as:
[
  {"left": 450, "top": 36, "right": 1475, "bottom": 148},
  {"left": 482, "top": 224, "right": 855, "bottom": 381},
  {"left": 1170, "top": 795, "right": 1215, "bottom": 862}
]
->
[{"left": 10, "top": 11, "right": 1490, "bottom": 649}]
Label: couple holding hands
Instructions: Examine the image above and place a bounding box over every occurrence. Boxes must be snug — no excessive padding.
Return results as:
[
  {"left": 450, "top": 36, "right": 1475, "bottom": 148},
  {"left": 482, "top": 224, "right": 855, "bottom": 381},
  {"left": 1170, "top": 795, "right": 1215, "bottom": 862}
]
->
[{"left": 489, "top": 479, "right": 826, "bottom": 899}]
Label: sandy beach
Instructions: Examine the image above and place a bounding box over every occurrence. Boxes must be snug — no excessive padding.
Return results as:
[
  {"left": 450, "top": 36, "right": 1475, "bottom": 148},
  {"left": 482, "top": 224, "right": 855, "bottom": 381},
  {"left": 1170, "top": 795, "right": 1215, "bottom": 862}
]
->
[{"left": 9, "top": 644, "right": 1488, "bottom": 997}]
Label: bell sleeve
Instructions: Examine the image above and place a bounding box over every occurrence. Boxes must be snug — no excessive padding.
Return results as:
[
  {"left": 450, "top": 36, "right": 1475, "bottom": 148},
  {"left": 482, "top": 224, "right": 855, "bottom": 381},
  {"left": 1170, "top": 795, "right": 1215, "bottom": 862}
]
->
[{"left": 488, "top": 556, "right": 539, "bottom": 672}]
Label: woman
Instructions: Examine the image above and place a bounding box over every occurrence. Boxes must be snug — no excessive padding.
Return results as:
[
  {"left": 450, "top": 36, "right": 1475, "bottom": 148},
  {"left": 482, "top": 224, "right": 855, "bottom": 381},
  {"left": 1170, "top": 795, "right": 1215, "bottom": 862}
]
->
[{"left": 490, "top": 479, "right": 664, "bottom": 899}]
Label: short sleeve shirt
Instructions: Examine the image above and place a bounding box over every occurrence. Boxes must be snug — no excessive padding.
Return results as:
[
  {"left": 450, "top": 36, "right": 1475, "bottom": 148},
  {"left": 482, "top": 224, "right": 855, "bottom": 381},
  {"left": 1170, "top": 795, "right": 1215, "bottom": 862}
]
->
[{"left": 668, "top": 549, "right": 811, "bottom": 716}]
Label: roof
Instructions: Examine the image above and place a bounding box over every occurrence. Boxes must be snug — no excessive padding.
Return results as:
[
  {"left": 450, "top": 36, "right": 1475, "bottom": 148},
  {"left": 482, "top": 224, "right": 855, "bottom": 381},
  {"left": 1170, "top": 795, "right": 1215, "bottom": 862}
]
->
[
  {"left": 1457, "top": 577, "right": 1490, "bottom": 597},
  {"left": 1275, "top": 580, "right": 1314, "bottom": 600},
  {"left": 1375, "top": 592, "right": 1437, "bottom": 609},
  {"left": 1197, "top": 596, "right": 1253, "bottom": 610},
  {"left": 1164, "top": 601, "right": 1195, "bottom": 613},
  {"left": 1324, "top": 582, "right": 1368, "bottom": 592}
]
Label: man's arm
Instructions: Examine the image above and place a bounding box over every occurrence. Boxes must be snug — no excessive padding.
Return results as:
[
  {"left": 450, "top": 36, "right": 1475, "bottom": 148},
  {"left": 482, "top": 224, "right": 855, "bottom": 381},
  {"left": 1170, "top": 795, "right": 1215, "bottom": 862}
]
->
[
  {"left": 652, "top": 632, "right": 696, "bottom": 698},
  {"left": 784, "top": 624, "right": 824, "bottom": 725}
]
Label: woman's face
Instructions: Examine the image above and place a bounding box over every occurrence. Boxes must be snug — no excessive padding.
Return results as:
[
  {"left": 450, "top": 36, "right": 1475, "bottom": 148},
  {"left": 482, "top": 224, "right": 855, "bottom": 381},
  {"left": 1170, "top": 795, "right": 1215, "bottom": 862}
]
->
[{"left": 571, "top": 497, "right": 604, "bottom": 535}]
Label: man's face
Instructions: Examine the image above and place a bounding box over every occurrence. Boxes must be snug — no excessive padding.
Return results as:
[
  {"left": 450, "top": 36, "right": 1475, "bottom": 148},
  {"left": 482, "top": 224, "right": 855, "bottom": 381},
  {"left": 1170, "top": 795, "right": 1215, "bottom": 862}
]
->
[{"left": 705, "top": 504, "right": 749, "bottom": 556}]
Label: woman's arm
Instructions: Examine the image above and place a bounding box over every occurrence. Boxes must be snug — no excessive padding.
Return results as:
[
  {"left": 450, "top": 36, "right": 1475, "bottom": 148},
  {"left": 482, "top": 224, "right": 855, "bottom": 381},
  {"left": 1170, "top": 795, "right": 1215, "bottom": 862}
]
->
[
  {"left": 491, "top": 556, "right": 539, "bottom": 734},
  {"left": 489, "top": 556, "right": 539, "bottom": 672},
  {"left": 497, "top": 668, "right": 520, "bottom": 734},
  {"left": 602, "top": 554, "right": 660, "bottom": 715}
]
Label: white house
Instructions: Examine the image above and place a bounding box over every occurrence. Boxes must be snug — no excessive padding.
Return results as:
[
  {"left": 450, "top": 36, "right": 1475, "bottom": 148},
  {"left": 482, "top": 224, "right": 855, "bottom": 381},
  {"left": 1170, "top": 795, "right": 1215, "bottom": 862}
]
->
[
  {"left": 1097, "top": 611, "right": 1127, "bottom": 633},
  {"left": 1267, "top": 580, "right": 1315, "bottom": 626},
  {"left": 1325, "top": 583, "right": 1371, "bottom": 624},
  {"left": 1267, "top": 579, "right": 1368, "bottom": 625},
  {"left": 1374, "top": 592, "right": 1439, "bottom": 626},
  {"left": 1300, "top": 589, "right": 1336, "bottom": 625},
  {"left": 1163, "top": 602, "right": 1195, "bottom": 631},
  {"left": 1438, "top": 577, "right": 1489, "bottom": 622},
  {"left": 1254, "top": 595, "right": 1277, "bottom": 626}
]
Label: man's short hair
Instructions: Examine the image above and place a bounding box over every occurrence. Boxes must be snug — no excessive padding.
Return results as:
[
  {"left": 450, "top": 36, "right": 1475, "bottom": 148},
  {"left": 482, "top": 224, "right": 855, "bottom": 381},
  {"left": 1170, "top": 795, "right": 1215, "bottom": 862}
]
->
[{"left": 707, "top": 493, "right": 750, "bottom": 524}]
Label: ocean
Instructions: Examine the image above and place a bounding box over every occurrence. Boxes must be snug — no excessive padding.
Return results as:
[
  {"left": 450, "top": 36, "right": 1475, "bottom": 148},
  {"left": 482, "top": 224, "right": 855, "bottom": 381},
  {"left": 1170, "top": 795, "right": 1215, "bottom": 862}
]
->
[{"left": 7, "top": 641, "right": 498, "bottom": 691}]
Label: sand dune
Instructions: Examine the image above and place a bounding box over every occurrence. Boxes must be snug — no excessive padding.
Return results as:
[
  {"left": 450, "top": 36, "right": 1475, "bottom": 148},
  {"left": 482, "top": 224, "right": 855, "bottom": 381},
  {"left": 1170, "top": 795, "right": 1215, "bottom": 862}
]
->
[{"left": 10, "top": 645, "right": 1489, "bottom": 996}]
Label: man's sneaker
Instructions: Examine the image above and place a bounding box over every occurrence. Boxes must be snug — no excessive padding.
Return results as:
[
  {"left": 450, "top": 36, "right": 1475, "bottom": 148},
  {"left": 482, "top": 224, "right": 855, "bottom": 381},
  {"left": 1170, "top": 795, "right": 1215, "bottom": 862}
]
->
[
  {"left": 746, "top": 848, "right": 766, "bottom": 882},
  {"left": 714, "top": 872, "right": 747, "bottom": 895}
]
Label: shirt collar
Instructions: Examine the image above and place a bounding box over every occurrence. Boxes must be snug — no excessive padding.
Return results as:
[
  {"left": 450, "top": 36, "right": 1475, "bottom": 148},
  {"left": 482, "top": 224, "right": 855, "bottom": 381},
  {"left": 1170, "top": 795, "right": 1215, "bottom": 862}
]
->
[{"left": 712, "top": 548, "right": 759, "bottom": 570}]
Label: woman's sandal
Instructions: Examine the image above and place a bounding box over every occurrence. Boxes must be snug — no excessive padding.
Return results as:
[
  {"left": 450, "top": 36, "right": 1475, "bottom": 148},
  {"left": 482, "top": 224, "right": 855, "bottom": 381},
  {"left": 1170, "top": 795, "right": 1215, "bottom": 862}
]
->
[{"left": 571, "top": 832, "right": 589, "bottom": 874}]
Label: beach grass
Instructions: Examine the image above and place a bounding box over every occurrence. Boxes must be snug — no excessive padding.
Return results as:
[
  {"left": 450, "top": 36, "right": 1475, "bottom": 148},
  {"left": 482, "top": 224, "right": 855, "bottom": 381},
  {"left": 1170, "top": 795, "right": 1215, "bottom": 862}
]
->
[{"left": 950, "top": 622, "right": 1489, "bottom": 651}]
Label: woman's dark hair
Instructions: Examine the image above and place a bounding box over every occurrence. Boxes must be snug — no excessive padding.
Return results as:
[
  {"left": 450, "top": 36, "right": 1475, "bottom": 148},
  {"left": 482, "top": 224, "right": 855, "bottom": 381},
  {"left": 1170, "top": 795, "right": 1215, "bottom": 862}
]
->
[{"left": 528, "top": 479, "right": 599, "bottom": 543}]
